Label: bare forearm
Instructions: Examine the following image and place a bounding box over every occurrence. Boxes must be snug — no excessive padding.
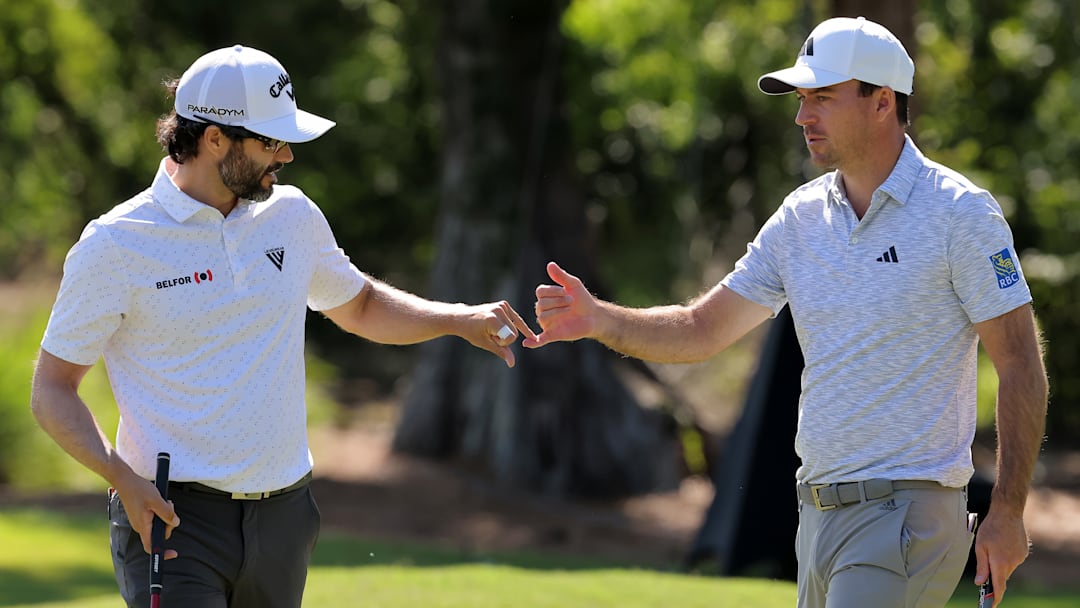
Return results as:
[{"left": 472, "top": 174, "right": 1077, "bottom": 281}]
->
[
  {"left": 30, "top": 384, "right": 133, "bottom": 487},
  {"left": 991, "top": 366, "right": 1049, "bottom": 515},
  {"left": 352, "top": 280, "right": 473, "bottom": 344},
  {"left": 590, "top": 284, "right": 772, "bottom": 364},
  {"left": 593, "top": 301, "right": 717, "bottom": 363}
]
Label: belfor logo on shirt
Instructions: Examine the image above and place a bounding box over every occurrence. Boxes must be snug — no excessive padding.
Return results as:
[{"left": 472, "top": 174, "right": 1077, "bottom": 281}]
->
[
  {"left": 155, "top": 268, "right": 215, "bottom": 289},
  {"left": 989, "top": 249, "right": 1020, "bottom": 289}
]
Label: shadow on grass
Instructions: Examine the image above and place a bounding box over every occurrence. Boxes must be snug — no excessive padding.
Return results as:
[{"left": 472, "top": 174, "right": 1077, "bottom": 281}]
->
[
  {"left": 310, "top": 532, "right": 648, "bottom": 571},
  {"left": 307, "top": 475, "right": 693, "bottom": 573}
]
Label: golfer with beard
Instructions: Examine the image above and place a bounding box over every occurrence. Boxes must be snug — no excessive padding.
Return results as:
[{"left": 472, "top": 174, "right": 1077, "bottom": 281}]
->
[{"left": 31, "top": 45, "right": 533, "bottom": 608}]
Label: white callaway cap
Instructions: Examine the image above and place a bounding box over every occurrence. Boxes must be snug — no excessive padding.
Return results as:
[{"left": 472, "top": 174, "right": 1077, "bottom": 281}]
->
[
  {"left": 758, "top": 16, "right": 914, "bottom": 96},
  {"left": 175, "top": 44, "right": 335, "bottom": 143}
]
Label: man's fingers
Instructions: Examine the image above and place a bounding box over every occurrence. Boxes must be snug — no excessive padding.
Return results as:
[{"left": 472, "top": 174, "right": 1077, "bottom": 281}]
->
[
  {"left": 973, "top": 545, "right": 990, "bottom": 585},
  {"left": 522, "top": 332, "right": 558, "bottom": 349},
  {"left": 534, "top": 284, "right": 567, "bottom": 298},
  {"left": 546, "top": 261, "right": 582, "bottom": 291},
  {"left": 488, "top": 304, "right": 538, "bottom": 346},
  {"left": 134, "top": 497, "right": 180, "bottom": 555},
  {"left": 496, "top": 325, "right": 514, "bottom": 341},
  {"left": 494, "top": 344, "right": 515, "bottom": 367},
  {"left": 151, "top": 500, "right": 180, "bottom": 536},
  {"left": 505, "top": 304, "right": 538, "bottom": 341}
]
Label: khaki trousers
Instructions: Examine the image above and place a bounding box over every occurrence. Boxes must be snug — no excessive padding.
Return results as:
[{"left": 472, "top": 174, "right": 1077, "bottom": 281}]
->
[{"left": 796, "top": 484, "right": 972, "bottom": 608}]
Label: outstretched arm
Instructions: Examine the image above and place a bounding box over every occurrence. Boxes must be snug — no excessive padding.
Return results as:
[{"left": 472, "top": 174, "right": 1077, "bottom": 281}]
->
[
  {"left": 524, "top": 261, "right": 773, "bottom": 363},
  {"left": 971, "top": 304, "right": 1048, "bottom": 607},
  {"left": 322, "top": 274, "right": 537, "bottom": 368},
  {"left": 31, "top": 350, "right": 180, "bottom": 557}
]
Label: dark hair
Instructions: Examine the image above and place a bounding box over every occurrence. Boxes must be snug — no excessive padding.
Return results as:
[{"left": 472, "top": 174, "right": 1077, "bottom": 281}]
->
[
  {"left": 858, "top": 81, "right": 909, "bottom": 127},
  {"left": 156, "top": 78, "right": 212, "bottom": 164}
]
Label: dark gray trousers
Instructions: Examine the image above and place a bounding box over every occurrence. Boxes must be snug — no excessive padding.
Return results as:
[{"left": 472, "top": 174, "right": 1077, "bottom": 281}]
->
[{"left": 109, "top": 481, "right": 321, "bottom": 608}]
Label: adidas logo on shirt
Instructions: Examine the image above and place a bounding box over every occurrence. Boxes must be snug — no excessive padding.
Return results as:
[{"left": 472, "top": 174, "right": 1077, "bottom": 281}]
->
[{"left": 876, "top": 246, "right": 899, "bottom": 263}]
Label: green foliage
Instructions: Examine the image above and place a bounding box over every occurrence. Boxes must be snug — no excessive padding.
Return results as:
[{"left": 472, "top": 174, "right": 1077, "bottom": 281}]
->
[
  {"left": 0, "top": 311, "right": 53, "bottom": 486},
  {"left": 562, "top": 0, "right": 809, "bottom": 304},
  {"left": 2, "top": 0, "right": 1078, "bottom": 439},
  {"left": 976, "top": 350, "right": 1000, "bottom": 430},
  {"left": 0, "top": 302, "right": 117, "bottom": 491}
]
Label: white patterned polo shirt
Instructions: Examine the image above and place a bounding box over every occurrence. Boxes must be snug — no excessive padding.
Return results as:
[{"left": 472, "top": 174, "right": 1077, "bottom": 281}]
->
[
  {"left": 722, "top": 136, "right": 1032, "bottom": 487},
  {"left": 42, "top": 158, "right": 367, "bottom": 492}
]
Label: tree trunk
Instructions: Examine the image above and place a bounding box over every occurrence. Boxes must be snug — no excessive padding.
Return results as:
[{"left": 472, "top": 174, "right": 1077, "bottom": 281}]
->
[{"left": 392, "top": 0, "right": 681, "bottom": 499}]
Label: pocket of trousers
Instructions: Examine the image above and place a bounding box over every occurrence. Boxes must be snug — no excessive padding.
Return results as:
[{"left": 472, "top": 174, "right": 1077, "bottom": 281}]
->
[
  {"left": 827, "top": 499, "right": 913, "bottom": 579},
  {"left": 109, "top": 490, "right": 132, "bottom": 562},
  {"left": 108, "top": 490, "right": 141, "bottom": 565}
]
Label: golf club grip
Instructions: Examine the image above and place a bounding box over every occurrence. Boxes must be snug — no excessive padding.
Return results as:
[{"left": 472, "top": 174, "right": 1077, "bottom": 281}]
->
[
  {"left": 978, "top": 579, "right": 994, "bottom": 607},
  {"left": 150, "top": 452, "right": 170, "bottom": 606}
]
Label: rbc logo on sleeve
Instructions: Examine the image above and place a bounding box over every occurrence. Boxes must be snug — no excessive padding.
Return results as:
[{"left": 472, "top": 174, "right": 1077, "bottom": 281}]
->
[{"left": 989, "top": 249, "right": 1020, "bottom": 289}]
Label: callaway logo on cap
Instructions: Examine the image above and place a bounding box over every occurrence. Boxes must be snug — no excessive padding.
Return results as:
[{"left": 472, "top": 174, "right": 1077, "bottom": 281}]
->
[
  {"left": 175, "top": 44, "right": 336, "bottom": 143},
  {"left": 758, "top": 16, "right": 914, "bottom": 95}
]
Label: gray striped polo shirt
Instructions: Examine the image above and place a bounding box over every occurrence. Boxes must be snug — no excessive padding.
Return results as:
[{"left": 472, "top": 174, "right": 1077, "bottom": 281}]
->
[{"left": 722, "top": 136, "right": 1032, "bottom": 487}]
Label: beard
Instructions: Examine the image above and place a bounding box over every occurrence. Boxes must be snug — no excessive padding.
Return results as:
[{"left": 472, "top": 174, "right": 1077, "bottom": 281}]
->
[{"left": 219, "top": 145, "right": 280, "bottom": 203}]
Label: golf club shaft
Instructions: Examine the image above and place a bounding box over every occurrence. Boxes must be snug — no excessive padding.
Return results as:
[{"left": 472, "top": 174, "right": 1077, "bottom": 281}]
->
[{"left": 150, "top": 452, "right": 170, "bottom": 608}]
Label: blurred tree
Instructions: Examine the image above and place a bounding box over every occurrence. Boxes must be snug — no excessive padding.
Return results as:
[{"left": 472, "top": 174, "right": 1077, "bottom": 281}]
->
[
  {"left": 0, "top": 0, "right": 160, "bottom": 277},
  {"left": 392, "top": 0, "right": 683, "bottom": 498}
]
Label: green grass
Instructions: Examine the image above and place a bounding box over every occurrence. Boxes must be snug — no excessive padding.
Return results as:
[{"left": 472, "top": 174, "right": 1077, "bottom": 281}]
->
[{"left": 1, "top": 508, "right": 1076, "bottom": 608}]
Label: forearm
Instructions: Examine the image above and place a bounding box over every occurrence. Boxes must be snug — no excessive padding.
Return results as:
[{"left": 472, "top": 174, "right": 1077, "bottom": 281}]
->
[
  {"left": 590, "top": 284, "right": 772, "bottom": 364},
  {"left": 991, "top": 366, "right": 1049, "bottom": 515},
  {"left": 593, "top": 301, "right": 716, "bottom": 363},
  {"left": 340, "top": 278, "right": 477, "bottom": 344},
  {"left": 30, "top": 383, "right": 134, "bottom": 488}
]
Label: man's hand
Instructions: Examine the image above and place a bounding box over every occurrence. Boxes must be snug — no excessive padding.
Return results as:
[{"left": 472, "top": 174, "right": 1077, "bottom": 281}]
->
[
  {"left": 524, "top": 262, "right": 599, "bottom": 348},
  {"left": 458, "top": 299, "right": 537, "bottom": 367},
  {"left": 974, "top": 506, "right": 1030, "bottom": 607},
  {"left": 114, "top": 470, "right": 181, "bottom": 560}
]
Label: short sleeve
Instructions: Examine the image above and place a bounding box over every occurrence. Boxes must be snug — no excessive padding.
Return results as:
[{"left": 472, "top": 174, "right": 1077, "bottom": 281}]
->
[
  {"left": 305, "top": 200, "right": 367, "bottom": 311},
  {"left": 41, "top": 222, "right": 129, "bottom": 365},
  {"left": 948, "top": 192, "right": 1032, "bottom": 323},
  {"left": 721, "top": 206, "right": 788, "bottom": 316}
]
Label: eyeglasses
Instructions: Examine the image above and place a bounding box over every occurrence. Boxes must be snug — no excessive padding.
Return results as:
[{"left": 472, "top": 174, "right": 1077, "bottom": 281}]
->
[{"left": 197, "top": 118, "right": 289, "bottom": 154}]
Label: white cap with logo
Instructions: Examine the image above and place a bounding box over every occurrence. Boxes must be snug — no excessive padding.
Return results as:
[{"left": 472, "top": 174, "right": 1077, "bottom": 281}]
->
[
  {"left": 758, "top": 16, "right": 914, "bottom": 96},
  {"left": 175, "top": 44, "right": 336, "bottom": 143}
]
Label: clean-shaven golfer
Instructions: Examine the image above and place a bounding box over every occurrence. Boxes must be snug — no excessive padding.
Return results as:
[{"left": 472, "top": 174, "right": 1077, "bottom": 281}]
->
[
  {"left": 526, "top": 17, "right": 1047, "bottom": 608},
  {"left": 31, "top": 44, "right": 534, "bottom": 608}
]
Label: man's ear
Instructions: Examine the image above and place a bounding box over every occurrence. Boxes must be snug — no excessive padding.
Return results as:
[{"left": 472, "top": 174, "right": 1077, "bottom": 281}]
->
[
  {"left": 875, "top": 87, "right": 897, "bottom": 123},
  {"left": 202, "top": 126, "right": 232, "bottom": 159}
]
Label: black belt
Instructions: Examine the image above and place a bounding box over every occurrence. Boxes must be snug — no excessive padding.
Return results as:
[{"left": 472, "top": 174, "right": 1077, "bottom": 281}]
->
[
  {"left": 797, "top": 479, "right": 944, "bottom": 511},
  {"left": 170, "top": 471, "right": 312, "bottom": 501}
]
